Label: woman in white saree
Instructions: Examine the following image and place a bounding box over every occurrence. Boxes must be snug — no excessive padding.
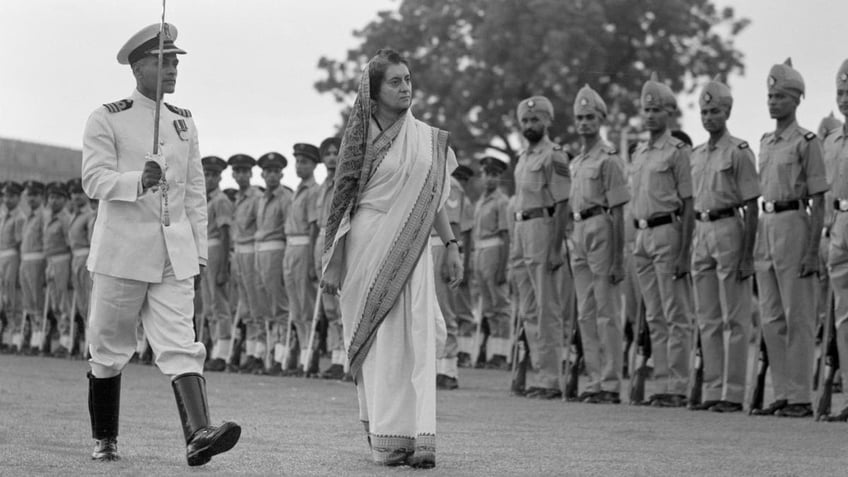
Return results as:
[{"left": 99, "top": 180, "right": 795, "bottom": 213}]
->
[{"left": 321, "top": 49, "right": 462, "bottom": 468}]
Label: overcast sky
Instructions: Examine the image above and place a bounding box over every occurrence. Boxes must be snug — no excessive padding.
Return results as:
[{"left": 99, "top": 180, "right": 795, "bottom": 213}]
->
[{"left": 1, "top": 0, "right": 846, "bottom": 189}]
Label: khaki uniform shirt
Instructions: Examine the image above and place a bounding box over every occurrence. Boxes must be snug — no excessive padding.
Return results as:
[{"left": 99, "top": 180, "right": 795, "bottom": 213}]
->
[
  {"left": 285, "top": 177, "right": 319, "bottom": 236},
  {"left": 255, "top": 185, "right": 292, "bottom": 243},
  {"left": 206, "top": 189, "right": 234, "bottom": 241},
  {"left": 67, "top": 208, "right": 95, "bottom": 250},
  {"left": 691, "top": 131, "right": 760, "bottom": 211},
  {"left": 43, "top": 209, "right": 71, "bottom": 257},
  {"left": 514, "top": 136, "right": 571, "bottom": 210},
  {"left": 473, "top": 188, "right": 509, "bottom": 241},
  {"left": 630, "top": 129, "right": 692, "bottom": 220},
  {"left": 316, "top": 178, "right": 334, "bottom": 230},
  {"left": 569, "top": 140, "right": 630, "bottom": 212},
  {"left": 233, "top": 186, "right": 261, "bottom": 245},
  {"left": 0, "top": 207, "right": 25, "bottom": 250},
  {"left": 758, "top": 120, "right": 828, "bottom": 202},
  {"left": 823, "top": 127, "right": 848, "bottom": 228},
  {"left": 21, "top": 207, "right": 45, "bottom": 254}
]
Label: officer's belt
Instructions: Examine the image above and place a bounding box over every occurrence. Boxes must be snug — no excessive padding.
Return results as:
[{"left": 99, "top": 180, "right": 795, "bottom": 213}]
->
[
  {"left": 476, "top": 237, "right": 503, "bottom": 249},
  {"left": 72, "top": 247, "right": 90, "bottom": 257},
  {"left": 0, "top": 249, "right": 18, "bottom": 259},
  {"left": 207, "top": 238, "right": 223, "bottom": 248},
  {"left": 235, "top": 243, "right": 255, "bottom": 254},
  {"left": 761, "top": 200, "right": 802, "bottom": 214},
  {"left": 287, "top": 235, "right": 311, "bottom": 246},
  {"left": 22, "top": 252, "right": 46, "bottom": 261},
  {"left": 47, "top": 253, "right": 71, "bottom": 264},
  {"left": 573, "top": 205, "right": 606, "bottom": 222},
  {"left": 514, "top": 206, "right": 554, "bottom": 222},
  {"left": 694, "top": 207, "right": 736, "bottom": 222},
  {"left": 255, "top": 240, "right": 286, "bottom": 252},
  {"left": 834, "top": 199, "right": 848, "bottom": 212},
  {"left": 633, "top": 213, "right": 676, "bottom": 230}
]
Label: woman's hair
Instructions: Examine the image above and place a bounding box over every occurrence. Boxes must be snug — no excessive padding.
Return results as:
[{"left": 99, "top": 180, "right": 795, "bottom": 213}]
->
[{"left": 368, "top": 48, "right": 409, "bottom": 99}]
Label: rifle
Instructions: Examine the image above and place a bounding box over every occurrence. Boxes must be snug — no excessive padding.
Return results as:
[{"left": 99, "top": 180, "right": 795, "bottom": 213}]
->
[
  {"left": 226, "top": 300, "right": 243, "bottom": 369},
  {"left": 748, "top": 326, "right": 769, "bottom": 414},
  {"left": 67, "top": 293, "right": 78, "bottom": 358},
  {"left": 303, "top": 288, "right": 324, "bottom": 377},
  {"left": 815, "top": 286, "right": 839, "bottom": 421},
  {"left": 562, "top": 304, "right": 583, "bottom": 401},
  {"left": 629, "top": 300, "right": 650, "bottom": 405},
  {"left": 688, "top": 328, "right": 704, "bottom": 407},
  {"left": 622, "top": 318, "right": 634, "bottom": 379},
  {"left": 508, "top": 289, "right": 528, "bottom": 395}
]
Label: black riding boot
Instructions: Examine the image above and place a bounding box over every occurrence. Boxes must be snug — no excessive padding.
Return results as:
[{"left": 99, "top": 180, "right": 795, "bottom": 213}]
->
[
  {"left": 88, "top": 372, "right": 121, "bottom": 461},
  {"left": 172, "top": 373, "right": 241, "bottom": 466}
]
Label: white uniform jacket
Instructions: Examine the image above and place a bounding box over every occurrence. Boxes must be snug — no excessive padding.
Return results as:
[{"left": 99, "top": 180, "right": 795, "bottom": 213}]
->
[{"left": 82, "top": 89, "right": 207, "bottom": 282}]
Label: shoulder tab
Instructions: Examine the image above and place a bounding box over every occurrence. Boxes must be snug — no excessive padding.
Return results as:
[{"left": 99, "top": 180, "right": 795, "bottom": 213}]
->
[
  {"left": 738, "top": 142, "right": 749, "bottom": 150},
  {"left": 603, "top": 146, "right": 617, "bottom": 155},
  {"left": 675, "top": 142, "right": 686, "bottom": 149},
  {"left": 804, "top": 132, "right": 816, "bottom": 141},
  {"left": 760, "top": 132, "right": 769, "bottom": 142},
  {"left": 164, "top": 103, "right": 192, "bottom": 118},
  {"left": 102, "top": 99, "right": 133, "bottom": 113}
]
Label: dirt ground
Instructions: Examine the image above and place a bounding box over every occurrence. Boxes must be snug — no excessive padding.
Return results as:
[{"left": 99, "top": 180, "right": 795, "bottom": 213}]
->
[{"left": 0, "top": 353, "right": 846, "bottom": 476}]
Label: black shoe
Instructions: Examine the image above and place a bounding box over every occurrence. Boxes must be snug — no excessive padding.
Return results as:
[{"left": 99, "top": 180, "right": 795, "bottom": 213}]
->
[
  {"left": 710, "top": 401, "right": 743, "bottom": 413},
  {"left": 408, "top": 452, "right": 436, "bottom": 469},
  {"left": 457, "top": 352, "right": 472, "bottom": 368},
  {"left": 92, "top": 438, "right": 120, "bottom": 461},
  {"left": 578, "top": 390, "right": 600, "bottom": 402},
  {"left": 52, "top": 346, "right": 70, "bottom": 359},
  {"left": 751, "top": 399, "right": 788, "bottom": 416},
  {"left": 265, "top": 362, "right": 282, "bottom": 376},
  {"left": 824, "top": 405, "right": 848, "bottom": 422},
  {"left": 776, "top": 402, "right": 813, "bottom": 418},
  {"left": 172, "top": 373, "right": 241, "bottom": 466},
  {"left": 585, "top": 390, "right": 621, "bottom": 404},
  {"left": 689, "top": 399, "right": 721, "bottom": 411},
  {"left": 320, "top": 364, "right": 345, "bottom": 380},
  {"left": 652, "top": 394, "right": 687, "bottom": 408},
  {"left": 204, "top": 358, "right": 226, "bottom": 372},
  {"left": 436, "top": 374, "right": 458, "bottom": 390},
  {"left": 486, "top": 355, "right": 509, "bottom": 370},
  {"left": 525, "top": 388, "right": 562, "bottom": 400}
]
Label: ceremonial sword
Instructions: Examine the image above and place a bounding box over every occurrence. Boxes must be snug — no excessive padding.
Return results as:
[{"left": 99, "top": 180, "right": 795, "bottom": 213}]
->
[{"left": 150, "top": 0, "right": 170, "bottom": 226}]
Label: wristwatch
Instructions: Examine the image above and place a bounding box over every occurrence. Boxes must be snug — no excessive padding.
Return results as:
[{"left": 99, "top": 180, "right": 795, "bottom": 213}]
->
[{"left": 445, "top": 239, "right": 459, "bottom": 248}]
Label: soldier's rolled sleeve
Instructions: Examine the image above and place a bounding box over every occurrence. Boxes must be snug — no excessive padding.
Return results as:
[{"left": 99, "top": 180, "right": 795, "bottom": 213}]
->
[
  {"left": 602, "top": 156, "right": 630, "bottom": 208},
  {"left": 672, "top": 149, "right": 693, "bottom": 199},
  {"left": 549, "top": 153, "right": 571, "bottom": 203},
  {"left": 82, "top": 111, "right": 143, "bottom": 202},
  {"left": 183, "top": 121, "right": 208, "bottom": 264},
  {"left": 802, "top": 137, "right": 829, "bottom": 196},
  {"left": 733, "top": 147, "right": 761, "bottom": 202}
]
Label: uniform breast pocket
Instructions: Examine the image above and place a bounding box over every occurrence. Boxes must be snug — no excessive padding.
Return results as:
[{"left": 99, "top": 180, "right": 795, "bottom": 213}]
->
[
  {"left": 648, "top": 161, "right": 673, "bottom": 192},
  {"left": 581, "top": 165, "right": 602, "bottom": 198},
  {"left": 525, "top": 163, "right": 546, "bottom": 192},
  {"left": 714, "top": 158, "right": 735, "bottom": 193},
  {"left": 776, "top": 153, "right": 798, "bottom": 189}
]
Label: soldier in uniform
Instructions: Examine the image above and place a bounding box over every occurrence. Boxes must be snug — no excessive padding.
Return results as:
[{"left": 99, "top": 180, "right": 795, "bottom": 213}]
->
[
  {"left": 473, "top": 157, "right": 511, "bottom": 369},
  {"left": 512, "top": 96, "right": 570, "bottom": 399},
  {"left": 818, "top": 113, "right": 843, "bottom": 335},
  {"left": 630, "top": 74, "right": 695, "bottom": 407},
  {"left": 752, "top": 59, "right": 827, "bottom": 418},
  {"left": 688, "top": 77, "right": 760, "bottom": 413},
  {"left": 254, "top": 152, "right": 293, "bottom": 375},
  {"left": 200, "top": 156, "right": 234, "bottom": 372},
  {"left": 0, "top": 182, "right": 25, "bottom": 353},
  {"left": 19, "top": 181, "right": 46, "bottom": 355},
  {"left": 433, "top": 164, "right": 474, "bottom": 390},
  {"left": 67, "top": 178, "right": 96, "bottom": 357},
  {"left": 569, "top": 85, "right": 630, "bottom": 404},
  {"left": 82, "top": 23, "right": 240, "bottom": 464},
  {"left": 315, "top": 137, "right": 346, "bottom": 380},
  {"left": 43, "top": 181, "right": 73, "bottom": 357},
  {"left": 228, "top": 153, "right": 266, "bottom": 374},
  {"left": 284, "top": 143, "right": 321, "bottom": 375},
  {"left": 820, "top": 59, "right": 848, "bottom": 421}
]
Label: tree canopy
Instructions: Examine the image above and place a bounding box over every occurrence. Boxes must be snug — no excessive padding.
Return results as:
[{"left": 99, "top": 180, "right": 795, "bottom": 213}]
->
[{"left": 315, "top": 0, "right": 749, "bottom": 163}]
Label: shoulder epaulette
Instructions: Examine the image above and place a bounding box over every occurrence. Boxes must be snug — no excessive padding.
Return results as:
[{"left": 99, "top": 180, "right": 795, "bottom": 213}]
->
[
  {"left": 675, "top": 142, "right": 686, "bottom": 149},
  {"left": 738, "top": 142, "right": 749, "bottom": 150},
  {"left": 102, "top": 99, "right": 133, "bottom": 113},
  {"left": 605, "top": 147, "right": 618, "bottom": 155},
  {"left": 761, "top": 133, "right": 769, "bottom": 141},
  {"left": 804, "top": 132, "right": 816, "bottom": 141},
  {"left": 165, "top": 103, "right": 192, "bottom": 118},
  {"left": 283, "top": 185, "right": 294, "bottom": 193}
]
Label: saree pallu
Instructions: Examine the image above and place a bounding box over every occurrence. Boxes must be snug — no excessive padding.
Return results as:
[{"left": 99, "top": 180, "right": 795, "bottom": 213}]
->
[{"left": 337, "top": 110, "right": 453, "bottom": 464}]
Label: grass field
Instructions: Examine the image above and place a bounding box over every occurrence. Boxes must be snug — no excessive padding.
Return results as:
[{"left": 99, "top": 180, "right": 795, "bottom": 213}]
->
[{"left": 1, "top": 354, "right": 846, "bottom": 476}]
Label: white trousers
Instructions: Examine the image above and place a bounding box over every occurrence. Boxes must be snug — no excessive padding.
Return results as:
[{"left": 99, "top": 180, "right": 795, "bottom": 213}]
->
[{"left": 87, "top": 263, "right": 205, "bottom": 378}]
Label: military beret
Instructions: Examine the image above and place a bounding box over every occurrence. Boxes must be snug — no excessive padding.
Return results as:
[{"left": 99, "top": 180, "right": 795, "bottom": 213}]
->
[
  {"left": 227, "top": 153, "right": 256, "bottom": 169},
  {"left": 479, "top": 156, "right": 508, "bottom": 175},
  {"left": 257, "top": 152, "right": 288, "bottom": 170},
  {"left": 818, "top": 112, "right": 843, "bottom": 139},
  {"left": 573, "top": 84, "right": 607, "bottom": 118},
  {"left": 641, "top": 72, "right": 677, "bottom": 112},
  {"left": 319, "top": 137, "right": 342, "bottom": 158},
  {"left": 699, "top": 74, "right": 733, "bottom": 111},
  {"left": 117, "top": 23, "right": 186, "bottom": 65},
  {"left": 836, "top": 59, "right": 848, "bottom": 89},
  {"left": 3, "top": 181, "right": 23, "bottom": 195},
  {"left": 66, "top": 178, "right": 84, "bottom": 194},
  {"left": 517, "top": 96, "right": 554, "bottom": 120},
  {"left": 23, "top": 180, "right": 45, "bottom": 195},
  {"left": 222, "top": 188, "right": 238, "bottom": 202},
  {"left": 768, "top": 58, "right": 804, "bottom": 99},
  {"left": 201, "top": 156, "right": 227, "bottom": 173},
  {"left": 293, "top": 143, "right": 321, "bottom": 163},
  {"left": 452, "top": 165, "right": 474, "bottom": 182},
  {"left": 46, "top": 181, "right": 69, "bottom": 198}
]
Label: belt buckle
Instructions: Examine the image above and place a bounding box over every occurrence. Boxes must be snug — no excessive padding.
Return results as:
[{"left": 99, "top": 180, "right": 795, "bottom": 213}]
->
[
  {"left": 573, "top": 212, "right": 582, "bottom": 222},
  {"left": 840, "top": 199, "right": 848, "bottom": 212},
  {"left": 638, "top": 219, "right": 648, "bottom": 230},
  {"left": 514, "top": 211, "right": 523, "bottom": 221},
  {"left": 699, "top": 211, "right": 710, "bottom": 221},
  {"left": 764, "top": 202, "right": 775, "bottom": 213}
]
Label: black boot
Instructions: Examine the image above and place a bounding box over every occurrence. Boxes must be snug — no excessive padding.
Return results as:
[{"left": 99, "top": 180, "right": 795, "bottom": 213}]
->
[
  {"left": 172, "top": 373, "right": 241, "bottom": 466},
  {"left": 87, "top": 372, "right": 121, "bottom": 461}
]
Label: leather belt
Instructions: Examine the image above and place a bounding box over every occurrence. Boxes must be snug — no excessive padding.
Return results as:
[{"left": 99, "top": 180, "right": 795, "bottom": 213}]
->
[
  {"left": 834, "top": 199, "right": 848, "bottom": 212},
  {"left": 695, "top": 207, "right": 736, "bottom": 222},
  {"left": 235, "top": 243, "right": 255, "bottom": 254},
  {"left": 514, "top": 206, "right": 554, "bottom": 222},
  {"left": 287, "top": 235, "right": 311, "bottom": 246},
  {"left": 22, "top": 252, "right": 46, "bottom": 261},
  {"left": 207, "top": 238, "right": 223, "bottom": 247},
  {"left": 72, "top": 248, "right": 90, "bottom": 257},
  {"left": 762, "top": 200, "right": 802, "bottom": 214},
  {"left": 47, "top": 253, "right": 71, "bottom": 263},
  {"left": 476, "top": 237, "right": 504, "bottom": 249},
  {"left": 0, "top": 249, "right": 18, "bottom": 259},
  {"left": 573, "top": 205, "right": 606, "bottom": 222},
  {"left": 256, "top": 240, "right": 286, "bottom": 252},
  {"left": 633, "top": 213, "right": 676, "bottom": 230}
]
